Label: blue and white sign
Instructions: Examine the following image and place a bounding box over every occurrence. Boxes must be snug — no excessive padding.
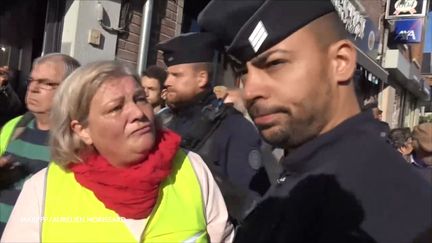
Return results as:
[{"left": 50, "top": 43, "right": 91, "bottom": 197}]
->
[{"left": 392, "top": 18, "right": 424, "bottom": 43}]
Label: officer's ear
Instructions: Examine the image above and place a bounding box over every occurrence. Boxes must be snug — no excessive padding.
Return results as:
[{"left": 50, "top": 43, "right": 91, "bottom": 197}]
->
[
  {"left": 197, "top": 70, "right": 209, "bottom": 88},
  {"left": 328, "top": 39, "right": 356, "bottom": 84}
]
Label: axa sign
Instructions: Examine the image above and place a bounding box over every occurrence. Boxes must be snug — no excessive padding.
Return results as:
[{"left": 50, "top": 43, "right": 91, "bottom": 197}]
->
[{"left": 392, "top": 18, "right": 424, "bottom": 43}]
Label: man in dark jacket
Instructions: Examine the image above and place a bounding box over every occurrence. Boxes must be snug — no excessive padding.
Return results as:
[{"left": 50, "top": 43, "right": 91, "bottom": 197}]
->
[
  {"left": 0, "top": 66, "right": 23, "bottom": 127},
  {"left": 199, "top": 1, "right": 432, "bottom": 242},
  {"left": 157, "top": 32, "right": 269, "bottom": 222}
]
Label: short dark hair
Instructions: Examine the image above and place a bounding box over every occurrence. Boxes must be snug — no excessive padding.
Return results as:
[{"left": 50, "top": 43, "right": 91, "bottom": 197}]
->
[
  {"left": 389, "top": 127, "right": 412, "bottom": 149},
  {"left": 141, "top": 65, "right": 167, "bottom": 88},
  {"left": 308, "top": 12, "right": 348, "bottom": 51}
]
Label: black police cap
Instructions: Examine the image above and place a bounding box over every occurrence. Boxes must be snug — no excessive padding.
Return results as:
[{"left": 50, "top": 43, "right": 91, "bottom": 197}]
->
[
  {"left": 156, "top": 32, "right": 222, "bottom": 67},
  {"left": 198, "top": 0, "right": 335, "bottom": 64}
]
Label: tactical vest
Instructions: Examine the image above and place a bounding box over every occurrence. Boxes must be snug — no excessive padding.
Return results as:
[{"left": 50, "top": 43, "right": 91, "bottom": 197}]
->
[{"left": 42, "top": 150, "right": 208, "bottom": 242}]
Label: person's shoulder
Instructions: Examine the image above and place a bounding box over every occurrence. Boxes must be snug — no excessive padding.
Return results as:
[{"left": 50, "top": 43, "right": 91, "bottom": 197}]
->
[
  {"left": 322, "top": 127, "right": 402, "bottom": 172},
  {"left": 410, "top": 165, "right": 432, "bottom": 184},
  {"left": 2, "top": 115, "right": 24, "bottom": 128},
  {"left": 0, "top": 115, "right": 27, "bottom": 140},
  {"left": 21, "top": 167, "right": 47, "bottom": 192},
  {"left": 13, "top": 112, "right": 34, "bottom": 128},
  {"left": 1, "top": 112, "right": 35, "bottom": 139},
  {"left": 334, "top": 131, "right": 428, "bottom": 187},
  {"left": 346, "top": 136, "right": 399, "bottom": 163},
  {"left": 30, "top": 167, "right": 47, "bottom": 182},
  {"left": 221, "top": 108, "right": 257, "bottom": 131},
  {"left": 185, "top": 150, "right": 204, "bottom": 163},
  {"left": 183, "top": 150, "right": 213, "bottom": 181},
  {"left": 214, "top": 111, "right": 261, "bottom": 147}
]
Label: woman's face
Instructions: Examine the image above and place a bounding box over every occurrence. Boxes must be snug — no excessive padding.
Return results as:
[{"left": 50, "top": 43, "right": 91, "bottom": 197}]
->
[{"left": 75, "top": 76, "right": 156, "bottom": 167}]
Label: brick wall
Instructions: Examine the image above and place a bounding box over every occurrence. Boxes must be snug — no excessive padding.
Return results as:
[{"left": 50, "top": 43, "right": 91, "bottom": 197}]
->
[
  {"left": 115, "top": 0, "right": 143, "bottom": 68},
  {"left": 115, "top": 0, "right": 184, "bottom": 70},
  {"left": 150, "top": 0, "right": 183, "bottom": 68}
]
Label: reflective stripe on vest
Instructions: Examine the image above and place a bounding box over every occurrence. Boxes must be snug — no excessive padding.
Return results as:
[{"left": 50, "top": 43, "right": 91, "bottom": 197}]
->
[
  {"left": 0, "top": 115, "right": 22, "bottom": 155},
  {"left": 42, "top": 150, "right": 208, "bottom": 243}
]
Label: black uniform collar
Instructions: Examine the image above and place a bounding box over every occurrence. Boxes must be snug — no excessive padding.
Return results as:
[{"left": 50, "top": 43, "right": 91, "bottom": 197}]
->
[
  {"left": 172, "top": 90, "right": 217, "bottom": 116},
  {"left": 280, "top": 111, "right": 378, "bottom": 174}
]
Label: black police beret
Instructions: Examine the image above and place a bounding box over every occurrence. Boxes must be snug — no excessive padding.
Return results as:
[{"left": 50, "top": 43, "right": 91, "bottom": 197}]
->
[
  {"left": 198, "top": 0, "right": 335, "bottom": 64},
  {"left": 156, "top": 32, "right": 222, "bottom": 67}
]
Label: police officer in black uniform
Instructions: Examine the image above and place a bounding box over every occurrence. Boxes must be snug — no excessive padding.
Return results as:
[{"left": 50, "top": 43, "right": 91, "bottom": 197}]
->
[
  {"left": 156, "top": 32, "right": 270, "bottom": 223},
  {"left": 199, "top": 1, "right": 432, "bottom": 242}
]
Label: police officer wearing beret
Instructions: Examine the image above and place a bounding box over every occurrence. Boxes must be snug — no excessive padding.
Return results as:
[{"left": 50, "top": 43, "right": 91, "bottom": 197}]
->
[
  {"left": 157, "top": 32, "right": 270, "bottom": 223},
  {"left": 199, "top": 0, "right": 432, "bottom": 242}
]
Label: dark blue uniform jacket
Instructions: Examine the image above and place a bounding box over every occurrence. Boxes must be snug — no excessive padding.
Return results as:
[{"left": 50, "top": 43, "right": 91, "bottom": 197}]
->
[{"left": 235, "top": 111, "right": 432, "bottom": 243}]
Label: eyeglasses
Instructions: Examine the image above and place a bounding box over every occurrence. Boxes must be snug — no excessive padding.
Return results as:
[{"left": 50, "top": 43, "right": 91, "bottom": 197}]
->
[{"left": 28, "top": 77, "right": 60, "bottom": 91}]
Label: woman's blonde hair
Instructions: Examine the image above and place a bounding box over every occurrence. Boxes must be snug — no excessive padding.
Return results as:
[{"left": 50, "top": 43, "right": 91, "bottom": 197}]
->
[{"left": 50, "top": 61, "right": 141, "bottom": 167}]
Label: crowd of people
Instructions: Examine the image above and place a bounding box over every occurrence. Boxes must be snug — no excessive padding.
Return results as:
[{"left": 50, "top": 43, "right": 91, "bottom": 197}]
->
[
  {"left": 0, "top": 0, "right": 431, "bottom": 242},
  {"left": 389, "top": 124, "right": 432, "bottom": 183}
]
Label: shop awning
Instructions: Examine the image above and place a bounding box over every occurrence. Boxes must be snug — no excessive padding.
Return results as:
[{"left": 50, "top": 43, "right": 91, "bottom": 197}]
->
[
  {"left": 355, "top": 46, "right": 388, "bottom": 83},
  {"left": 384, "top": 49, "right": 430, "bottom": 101}
]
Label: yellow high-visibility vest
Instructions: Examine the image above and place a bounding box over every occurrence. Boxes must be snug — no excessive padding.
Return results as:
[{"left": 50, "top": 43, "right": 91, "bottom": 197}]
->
[
  {"left": 0, "top": 115, "right": 23, "bottom": 155},
  {"left": 42, "top": 150, "right": 208, "bottom": 242}
]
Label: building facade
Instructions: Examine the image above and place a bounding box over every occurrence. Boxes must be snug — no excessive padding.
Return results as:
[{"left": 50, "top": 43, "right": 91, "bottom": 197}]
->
[{"left": 1, "top": 0, "right": 430, "bottom": 128}]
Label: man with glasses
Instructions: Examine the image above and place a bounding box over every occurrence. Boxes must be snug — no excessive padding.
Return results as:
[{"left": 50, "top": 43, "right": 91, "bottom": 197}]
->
[{"left": 0, "top": 53, "right": 80, "bottom": 234}]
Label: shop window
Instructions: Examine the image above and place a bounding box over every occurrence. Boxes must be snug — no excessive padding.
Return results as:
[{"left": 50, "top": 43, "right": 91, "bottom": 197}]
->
[{"left": 354, "top": 65, "right": 384, "bottom": 109}]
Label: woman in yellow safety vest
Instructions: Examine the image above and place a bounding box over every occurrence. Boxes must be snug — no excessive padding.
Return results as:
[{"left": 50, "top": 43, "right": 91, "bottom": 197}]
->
[{"left": 1, "top": 61, "right": 234, "bottom": 243}]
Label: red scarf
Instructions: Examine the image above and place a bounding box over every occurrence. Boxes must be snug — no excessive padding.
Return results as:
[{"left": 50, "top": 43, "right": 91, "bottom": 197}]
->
[{"left": 69, "top": 129, "right": 181, "bottom": 219}]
